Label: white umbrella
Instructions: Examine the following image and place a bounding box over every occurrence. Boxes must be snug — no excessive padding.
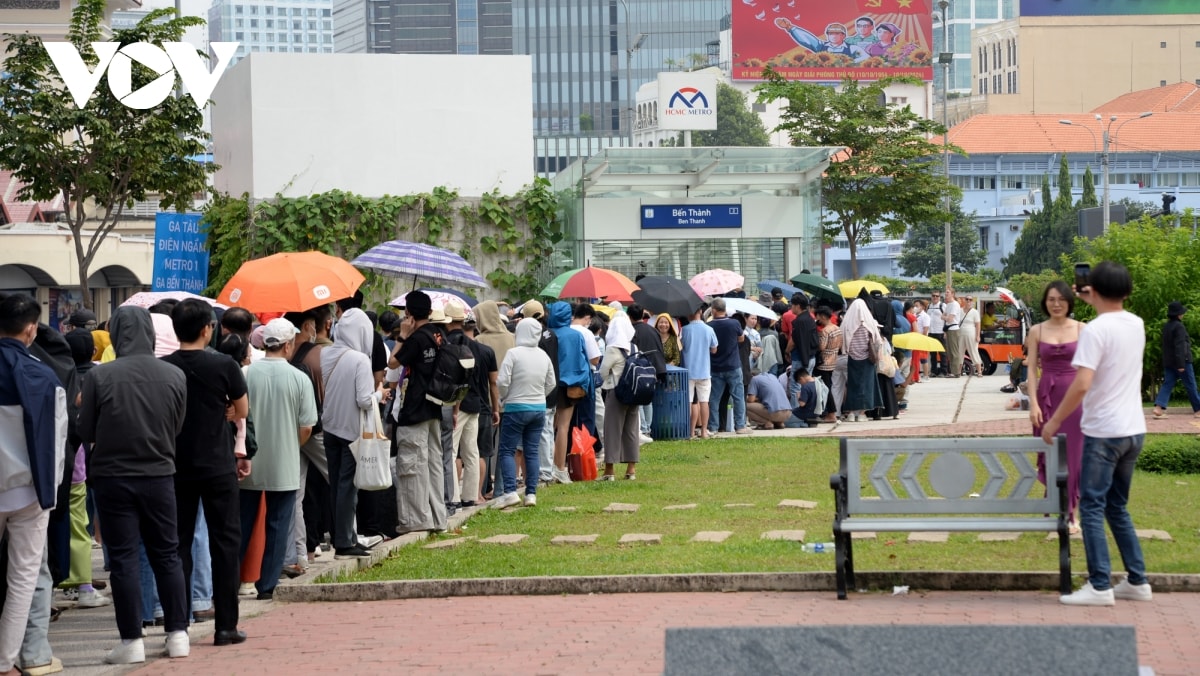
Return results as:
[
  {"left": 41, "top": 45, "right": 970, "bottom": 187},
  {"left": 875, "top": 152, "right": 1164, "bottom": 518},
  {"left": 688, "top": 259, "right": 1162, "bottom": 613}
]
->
[{"left": 721, "top": 297, "right": 778, "bottom": 320}]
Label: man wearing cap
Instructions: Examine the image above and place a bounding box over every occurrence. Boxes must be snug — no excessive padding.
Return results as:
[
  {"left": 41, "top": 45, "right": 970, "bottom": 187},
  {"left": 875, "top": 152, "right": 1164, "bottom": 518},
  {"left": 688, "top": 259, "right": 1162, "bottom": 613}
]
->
[
  {"left": 241, "top": 319, "right": 317, "bottom": 601},
  {"left": 66, "top": 308, "right": 98, "bottom": 332},
  {"left": 443, "top": 302, "right": 498, "bottom": 509},
  {"left": 392, "top": 291, "right": 449, "bottom": 533},
  {"left": 1153, "top": 301, "right": 1200, "bottom": 418},
  {"left": 161, "top": 299, "right": 249, "bottom": 645}
]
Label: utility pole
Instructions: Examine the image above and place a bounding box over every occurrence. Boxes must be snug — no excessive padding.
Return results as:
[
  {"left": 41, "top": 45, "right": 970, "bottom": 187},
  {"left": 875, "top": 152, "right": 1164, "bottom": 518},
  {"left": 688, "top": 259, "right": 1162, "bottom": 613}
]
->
[{"left": 938, "top": 1, "right": 952, "bottom": 288}]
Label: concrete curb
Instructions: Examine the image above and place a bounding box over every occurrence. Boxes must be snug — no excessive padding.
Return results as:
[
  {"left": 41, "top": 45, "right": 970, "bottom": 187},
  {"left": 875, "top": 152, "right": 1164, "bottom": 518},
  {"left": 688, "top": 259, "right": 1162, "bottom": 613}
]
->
[{"left": 275, "top": 570, "right": 1200, "bottom": 603}]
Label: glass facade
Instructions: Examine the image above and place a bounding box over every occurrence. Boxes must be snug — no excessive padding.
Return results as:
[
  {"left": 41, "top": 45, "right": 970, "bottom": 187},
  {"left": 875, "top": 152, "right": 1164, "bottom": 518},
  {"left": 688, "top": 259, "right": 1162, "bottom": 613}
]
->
[
  {"left": 353, "top": 0, "right": 512, "bottom": 55},
  {"left": 932, "top": 0, "right": 1013, "bottom": 94},
  {"left": 514, "top": 0, "right": 727, "bottom": 137},
  {"left": 209, "top": 0, "right": 335, "bottom": 63}
]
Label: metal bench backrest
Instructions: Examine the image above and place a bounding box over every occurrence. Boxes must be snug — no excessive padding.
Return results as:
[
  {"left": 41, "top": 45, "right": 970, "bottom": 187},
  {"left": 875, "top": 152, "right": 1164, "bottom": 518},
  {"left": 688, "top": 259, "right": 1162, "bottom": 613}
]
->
[{"left": 839, "top": 436, "right": 1066, "bottom": 516}]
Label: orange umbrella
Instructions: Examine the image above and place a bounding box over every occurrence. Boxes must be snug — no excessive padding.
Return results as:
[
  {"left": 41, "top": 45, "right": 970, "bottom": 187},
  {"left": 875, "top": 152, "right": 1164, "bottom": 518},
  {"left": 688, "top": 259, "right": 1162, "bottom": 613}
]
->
[
  {"left": 558, "top": 267, "right": 640, "bottom": 303},
  {"left": 216, "top": 251, "right": 365, "bottom": 313}
]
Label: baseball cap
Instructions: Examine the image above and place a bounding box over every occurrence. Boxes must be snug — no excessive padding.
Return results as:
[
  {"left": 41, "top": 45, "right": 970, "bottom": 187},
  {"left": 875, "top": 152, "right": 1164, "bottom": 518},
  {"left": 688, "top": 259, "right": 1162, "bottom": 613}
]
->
[
  {"left": 69, "top": 308, "right": 98, "bottom": 329},
  {"left": 262, "top": 318, "right": 300, "bottom": 348},
  {"left": 444, "top": 301, "right": 468, "bottom": 323},
  {"left": 520, "top": 300, "right": 545, "bottom": 319}
]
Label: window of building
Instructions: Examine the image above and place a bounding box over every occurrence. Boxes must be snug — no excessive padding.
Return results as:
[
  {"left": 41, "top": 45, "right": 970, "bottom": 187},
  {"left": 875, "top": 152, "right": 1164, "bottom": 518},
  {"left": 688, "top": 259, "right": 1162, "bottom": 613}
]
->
[
  {"left": 266, "top": 19, "right": 273, "bottom": 28},
  {"left": 278, "top": 33, "right": 286, "bottom": 42},
  {"left": 1162, "top": 80, "right": 1168, "bottom": 86},
  {"left": 308, "top": 32, "right": 316, "bottom": 43},
  {"left": 234, "top": 5, "right": 242, "bottom": 13},
  {"left": 251, "top": 32, "right": 258, "bottom": 41},
  {"left": 235, "top": 18, "right": 243, "bottom": 27},
  {"left": 266, "top": 33, "right": 273, "bottom": 42},
  {"left": 250, "top": 19, "right": 257, "bottom": 27},
  {"left": 1183, "top": 173, "right": 1200, "bottom": 187},
  {"left": 307, "top": 8, "right": 316, "bottom": 16},
  {"left": 235, "top": 31, "right": 244, "bottom": 40},
  {"left": 323, "top": 8, "right": 331, "bottom": 17},
  {"left": 890, "top": 96, "right": 908, "bottom": 105},
  {"left": 265, "top": 6, "right": 273, "bottom": 14},
  {"left": 980, "top": 79, "right": 987, "bottom": 95},
  {"left": 267, "top": 46, "right": 274, "bottom": 52},
  {"left": 294, "top": 32, "right": 302, "bottom": 43},
  {"left": 293, "top": 20, "right": 301, "bottom": 29},
  {"left": 1161, "top": 42, "right": 1167, "bottom": 48},
  {"left": 975, "top": 177, "right": 996, "bottom": 189},
  {"left": 323, "top": 33, "right": 332, "bottom": 43},
  {"left": 979, "top": 47, "right": 986, "bottom": 73},
  {"left": 248, "top": 5, "right": 257, "bottom": 14}
]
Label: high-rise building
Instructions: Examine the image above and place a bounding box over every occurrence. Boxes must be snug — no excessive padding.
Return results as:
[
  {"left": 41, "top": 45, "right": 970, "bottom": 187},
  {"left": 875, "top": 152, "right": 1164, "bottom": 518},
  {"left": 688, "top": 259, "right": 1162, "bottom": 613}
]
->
[
  {"left": 333, "top": 0, "right": 512, "bottom": 55},
  {"left": 209, "top": 0, "right": 336, "bottom": 65},
  {"left": 932, "top": 0, "right": 1017, "bottom": 94}
]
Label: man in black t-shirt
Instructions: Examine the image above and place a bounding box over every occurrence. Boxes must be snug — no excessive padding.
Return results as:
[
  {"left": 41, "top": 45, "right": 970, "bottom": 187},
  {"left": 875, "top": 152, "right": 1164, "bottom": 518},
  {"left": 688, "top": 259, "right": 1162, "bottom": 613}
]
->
[
  {"left": 161, "top": 299, "right": 250, "bottom": 647},
  {"left": 392, "top": 292, "right": 448, "bottom": 534},
  {"left": 707, "top": 299, "right": 752, "bottom": 436}
]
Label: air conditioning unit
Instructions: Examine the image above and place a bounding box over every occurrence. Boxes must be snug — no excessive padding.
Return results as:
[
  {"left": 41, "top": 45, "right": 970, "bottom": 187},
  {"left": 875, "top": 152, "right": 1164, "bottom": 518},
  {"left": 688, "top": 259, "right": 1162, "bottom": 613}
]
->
[{"left": 1010, "top": 224, "right": 1020, "bottom": 232}]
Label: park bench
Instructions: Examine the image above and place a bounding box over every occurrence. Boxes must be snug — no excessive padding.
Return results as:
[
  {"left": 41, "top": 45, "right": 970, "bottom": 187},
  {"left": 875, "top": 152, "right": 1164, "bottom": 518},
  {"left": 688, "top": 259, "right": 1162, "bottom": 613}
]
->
[{"left": 829, "top": 435, "right": 1070, "bottom": 600}]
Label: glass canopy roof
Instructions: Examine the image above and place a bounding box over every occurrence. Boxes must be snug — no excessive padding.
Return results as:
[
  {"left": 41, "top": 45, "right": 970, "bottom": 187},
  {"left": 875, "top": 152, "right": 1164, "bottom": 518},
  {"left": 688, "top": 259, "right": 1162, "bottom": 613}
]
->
[{"left": 552, "top": 146, "right": 842, "bottom": 197}]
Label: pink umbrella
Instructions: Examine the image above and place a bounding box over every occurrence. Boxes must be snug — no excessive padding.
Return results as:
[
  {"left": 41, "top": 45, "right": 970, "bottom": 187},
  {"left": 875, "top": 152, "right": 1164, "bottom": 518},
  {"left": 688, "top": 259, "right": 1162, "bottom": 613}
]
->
[
  {"left": 689, "top": 269, "right": 745, "bottom": 297},
  {"left": 121, "top": 291, "right": 226, "bottom": 310}
]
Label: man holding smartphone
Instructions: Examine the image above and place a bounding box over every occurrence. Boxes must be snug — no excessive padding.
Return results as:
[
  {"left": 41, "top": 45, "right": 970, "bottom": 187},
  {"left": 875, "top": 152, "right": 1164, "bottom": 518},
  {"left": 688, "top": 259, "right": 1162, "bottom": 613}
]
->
[{"left": 1042, "top": 261, "right": 1151, "bottom": 606}]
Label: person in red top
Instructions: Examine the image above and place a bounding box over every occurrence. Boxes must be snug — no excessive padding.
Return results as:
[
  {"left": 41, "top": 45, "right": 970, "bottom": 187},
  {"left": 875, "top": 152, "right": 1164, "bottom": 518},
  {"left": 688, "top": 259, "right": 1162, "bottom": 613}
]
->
[{"left": 779, "top": 294, "right": 804, "bottom": 346}]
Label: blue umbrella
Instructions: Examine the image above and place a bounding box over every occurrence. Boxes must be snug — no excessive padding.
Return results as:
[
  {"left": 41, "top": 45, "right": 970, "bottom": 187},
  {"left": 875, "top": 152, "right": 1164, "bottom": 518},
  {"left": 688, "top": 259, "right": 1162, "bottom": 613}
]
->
[
  {"left": 351, "top": 241, "right": 488, "bottom": 288},
  {"left": 757, "top": 280, "right": 805, "bottom": 299}
]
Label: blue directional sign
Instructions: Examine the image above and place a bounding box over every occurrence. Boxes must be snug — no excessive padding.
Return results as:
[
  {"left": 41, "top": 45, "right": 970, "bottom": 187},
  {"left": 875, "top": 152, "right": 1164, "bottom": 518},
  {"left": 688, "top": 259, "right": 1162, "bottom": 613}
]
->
[
  {"left": 152, "top": 213, "right": 209, "bottom": 293},
  {"left": 641, "top": 204, "right": 742, "bottom": 229}
]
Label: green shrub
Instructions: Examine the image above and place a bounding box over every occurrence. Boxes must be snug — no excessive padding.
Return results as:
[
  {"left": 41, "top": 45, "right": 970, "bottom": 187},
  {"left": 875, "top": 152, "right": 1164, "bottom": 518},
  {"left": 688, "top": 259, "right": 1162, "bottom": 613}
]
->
[{"left": 1138, "top": 436, "right": 1200, "bottom": 474}]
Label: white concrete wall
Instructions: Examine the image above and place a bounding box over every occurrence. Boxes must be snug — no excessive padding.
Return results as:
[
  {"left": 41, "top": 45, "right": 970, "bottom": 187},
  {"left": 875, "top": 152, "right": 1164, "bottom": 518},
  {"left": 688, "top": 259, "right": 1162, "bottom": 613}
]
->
[{"left": 211, "top": 53, "right": 535, "bottom": 199}]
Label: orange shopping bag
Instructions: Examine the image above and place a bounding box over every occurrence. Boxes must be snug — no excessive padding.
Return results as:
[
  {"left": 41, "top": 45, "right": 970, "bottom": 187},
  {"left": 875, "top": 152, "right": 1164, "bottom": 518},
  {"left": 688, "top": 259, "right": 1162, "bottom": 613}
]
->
[{"left": 568, "top": 425, "right": 598, "bottom": 482}]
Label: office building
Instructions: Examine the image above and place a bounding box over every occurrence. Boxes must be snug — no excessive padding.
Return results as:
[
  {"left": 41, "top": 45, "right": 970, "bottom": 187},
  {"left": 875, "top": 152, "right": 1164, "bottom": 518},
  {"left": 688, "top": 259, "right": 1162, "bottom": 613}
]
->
[
  {"left": 333, "top": 0, "right": 512, "bottom": 55},
  {"left": 209, "top": 0, "right": 336, "bottom": 65}
]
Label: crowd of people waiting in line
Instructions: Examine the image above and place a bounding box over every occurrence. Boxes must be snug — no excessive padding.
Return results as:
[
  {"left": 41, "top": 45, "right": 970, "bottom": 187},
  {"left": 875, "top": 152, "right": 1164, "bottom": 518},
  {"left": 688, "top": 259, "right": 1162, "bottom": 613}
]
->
[{"left": 0, "top": 261, "right": 1168, "bottom": 674}]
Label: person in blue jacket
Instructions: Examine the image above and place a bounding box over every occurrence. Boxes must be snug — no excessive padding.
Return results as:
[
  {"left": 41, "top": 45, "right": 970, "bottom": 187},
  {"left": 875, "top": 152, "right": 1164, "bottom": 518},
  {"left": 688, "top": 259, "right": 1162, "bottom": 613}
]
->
[{"left": 548, "top": 302, "right": 593, "bottom": 481}]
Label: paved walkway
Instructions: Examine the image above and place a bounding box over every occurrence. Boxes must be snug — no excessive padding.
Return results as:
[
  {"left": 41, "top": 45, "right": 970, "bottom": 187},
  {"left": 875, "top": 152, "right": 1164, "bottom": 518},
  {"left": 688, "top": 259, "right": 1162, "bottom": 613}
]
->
[
  {"left": 44, "top": 372, "right": 1199, "bottom": 674},
  {"left": 126, "top": 590, "right": 1200, "bottom": 676}
]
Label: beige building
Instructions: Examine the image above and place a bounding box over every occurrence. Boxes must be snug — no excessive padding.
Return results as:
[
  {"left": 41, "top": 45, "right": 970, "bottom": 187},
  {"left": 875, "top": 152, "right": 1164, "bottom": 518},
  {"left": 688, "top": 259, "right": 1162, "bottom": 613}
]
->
[
  {"left": 937, "top": 13, "right": 1200, "bottom": 125},
  {"left": 1, "top": 0, "right": 154, "bottom": 327}
]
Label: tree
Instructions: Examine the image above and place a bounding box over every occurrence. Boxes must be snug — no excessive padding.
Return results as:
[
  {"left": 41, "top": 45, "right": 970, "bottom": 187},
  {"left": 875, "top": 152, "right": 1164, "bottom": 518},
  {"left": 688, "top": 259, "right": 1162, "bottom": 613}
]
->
[
  {"left": 1054, "top": 155, "right": 1073, "bottom": 212},
  {"left": 1003, "top": 175, "right": 1078, "bottom": 278},
  {"left": 1080, "top": 167, "right": 1098, "bottom": 208},
  {"left": 0, "top": 0, "right": 212, "bottom": 309},
  {"left": 755, "top": 73, "right": 959, "bottom": 278},
  {"left": 898, "top": 199, "right": 987, "bottom": 278},
  {"left": 579, "top": 113, "right": 594, "bottom": 132},
  {"left": 685, "top": 83, "right": 770, "bottom": 147}
]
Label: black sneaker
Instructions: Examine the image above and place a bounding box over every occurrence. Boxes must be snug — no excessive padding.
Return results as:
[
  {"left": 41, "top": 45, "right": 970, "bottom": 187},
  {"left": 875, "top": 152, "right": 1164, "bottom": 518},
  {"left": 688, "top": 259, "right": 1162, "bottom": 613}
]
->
[
  {"left": 256, "top": 591, "right": 273, "bottom": 601},
  {"left": 334, "top": 545, "right": 371, "bottom": 559}
]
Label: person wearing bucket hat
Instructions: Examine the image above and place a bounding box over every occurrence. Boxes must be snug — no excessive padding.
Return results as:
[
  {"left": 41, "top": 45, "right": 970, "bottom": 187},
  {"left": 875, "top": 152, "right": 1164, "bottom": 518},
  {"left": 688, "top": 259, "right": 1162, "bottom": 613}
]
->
[
  {"left": 393, "top": 289, "right": 450, "bottom": 535},
  {"left": 1153, "top": 301, "right": 1200, "bottom": 419},
  {"left": 441, "top": 301, "right": 497, "bottom": 509}
]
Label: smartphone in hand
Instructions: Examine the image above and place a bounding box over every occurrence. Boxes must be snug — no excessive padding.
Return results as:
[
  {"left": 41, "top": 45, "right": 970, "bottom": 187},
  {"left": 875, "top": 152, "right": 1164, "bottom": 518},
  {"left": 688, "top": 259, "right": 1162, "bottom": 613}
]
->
[{"left": 1073, "top": 262, "right": 1091, "bottom": 293}]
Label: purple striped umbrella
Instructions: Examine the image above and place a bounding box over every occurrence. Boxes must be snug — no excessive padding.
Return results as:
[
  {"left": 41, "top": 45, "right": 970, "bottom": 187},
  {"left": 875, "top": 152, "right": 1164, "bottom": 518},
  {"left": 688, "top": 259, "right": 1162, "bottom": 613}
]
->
[{"left": 351, "top": 241, "right": 488, "bottom": 288}]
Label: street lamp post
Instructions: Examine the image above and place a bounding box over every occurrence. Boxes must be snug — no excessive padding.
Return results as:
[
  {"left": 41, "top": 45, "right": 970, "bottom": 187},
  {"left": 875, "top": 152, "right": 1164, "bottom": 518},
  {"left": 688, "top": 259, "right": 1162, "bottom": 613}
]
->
[
  {"left": 618, "top": 0, "right": 647, "bottom": 143},
  {"left": 937, "top": 1, "right": 952, "bottom": 287},
  {"left": 1058, "top": 111, "right": 1152, "bottom": 231}
]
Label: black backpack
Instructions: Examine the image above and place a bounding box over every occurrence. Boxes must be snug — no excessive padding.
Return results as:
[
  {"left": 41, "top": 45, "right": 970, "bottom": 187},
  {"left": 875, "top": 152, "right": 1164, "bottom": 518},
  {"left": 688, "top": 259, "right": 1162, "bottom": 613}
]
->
[
  {"left": 425, "top": 333, "right": 475, "bottom": 406},
  {"left": 615, "top": 347, "right": 657, "bottom": 406}
]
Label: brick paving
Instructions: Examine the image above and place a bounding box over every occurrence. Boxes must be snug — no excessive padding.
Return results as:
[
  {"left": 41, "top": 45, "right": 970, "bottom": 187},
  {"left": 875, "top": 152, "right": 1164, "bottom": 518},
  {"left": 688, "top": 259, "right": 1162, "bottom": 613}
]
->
[{"left": 129, "top": 591, "right": 1200, "bottom": 676}]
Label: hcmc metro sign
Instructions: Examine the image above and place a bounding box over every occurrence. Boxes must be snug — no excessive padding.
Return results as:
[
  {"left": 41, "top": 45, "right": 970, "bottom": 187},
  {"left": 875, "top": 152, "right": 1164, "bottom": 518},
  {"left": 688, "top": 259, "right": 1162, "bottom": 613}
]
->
[
  {"left": 43, "top": 41, "right": 239, "bottom": 110},
  {"left": 656, "top": 71, "right": 718, "bottom": 131}
]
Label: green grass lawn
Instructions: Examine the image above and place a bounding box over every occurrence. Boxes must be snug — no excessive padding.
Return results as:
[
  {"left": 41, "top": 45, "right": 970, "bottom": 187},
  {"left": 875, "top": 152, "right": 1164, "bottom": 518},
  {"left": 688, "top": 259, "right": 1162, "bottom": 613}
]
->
[{"left": 345, "top": 436, "right": 1200, "bottom": 583}]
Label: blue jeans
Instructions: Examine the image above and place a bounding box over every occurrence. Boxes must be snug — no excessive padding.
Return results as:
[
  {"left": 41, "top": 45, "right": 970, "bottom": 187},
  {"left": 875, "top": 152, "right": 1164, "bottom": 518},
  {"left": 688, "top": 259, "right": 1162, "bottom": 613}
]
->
[
  {"left": 499, "top": 409, "right": 546, "bottom": 496},
  {"left": 640, "top": 403, "right": 653, "bottom": 436},
  {"left": 1079, "top": 435, "right": 1147, "bottom": 591},
  {"left": 1154, "top": 363, "right": 1200, "bottom": 411},
  {"left": 708, "top": 369, "right": 746, "bottom": 432}
]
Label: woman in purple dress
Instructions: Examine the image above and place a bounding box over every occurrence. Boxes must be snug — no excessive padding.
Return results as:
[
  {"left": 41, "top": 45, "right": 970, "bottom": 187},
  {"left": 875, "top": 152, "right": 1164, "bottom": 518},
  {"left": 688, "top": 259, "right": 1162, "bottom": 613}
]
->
[{"left": 1027, "top": 281, "right": 1085, "bottom": 532}]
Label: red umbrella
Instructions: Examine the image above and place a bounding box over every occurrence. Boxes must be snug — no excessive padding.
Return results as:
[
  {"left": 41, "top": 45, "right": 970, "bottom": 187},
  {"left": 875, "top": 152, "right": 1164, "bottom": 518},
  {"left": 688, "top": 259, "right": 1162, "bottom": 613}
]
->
[{"left": 558, "top": 267, "right": 640, "bottom": 303}]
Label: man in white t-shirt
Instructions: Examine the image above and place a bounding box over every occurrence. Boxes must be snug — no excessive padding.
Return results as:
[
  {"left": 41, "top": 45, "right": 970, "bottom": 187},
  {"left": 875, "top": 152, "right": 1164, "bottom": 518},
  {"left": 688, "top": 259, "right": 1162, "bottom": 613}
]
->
[
  {"left": 926, "top": 291, "right": 946, "bottom": 376},
  {"left": 1042, "top": 261, "right": 1151, "bottom": 607},
  {"left": 942, "top": 290, "right": 963, "bottom": 377}
]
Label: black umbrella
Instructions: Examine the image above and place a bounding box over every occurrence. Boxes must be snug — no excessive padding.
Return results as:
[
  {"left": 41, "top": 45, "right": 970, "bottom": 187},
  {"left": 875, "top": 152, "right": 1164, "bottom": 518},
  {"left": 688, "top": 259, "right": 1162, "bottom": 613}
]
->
[{"left": 631, "top": 275, "right": 705, "bottom": 318}]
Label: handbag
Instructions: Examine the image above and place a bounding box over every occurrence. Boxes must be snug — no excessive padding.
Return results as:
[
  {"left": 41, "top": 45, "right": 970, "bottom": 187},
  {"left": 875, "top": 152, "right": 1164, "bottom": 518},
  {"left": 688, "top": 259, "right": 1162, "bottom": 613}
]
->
[
  {"left": 349, "top": 404, "right": 392, "bottom": 491},
  {"left": 567, "top": 425, "right": 598, "bottom": 482}
]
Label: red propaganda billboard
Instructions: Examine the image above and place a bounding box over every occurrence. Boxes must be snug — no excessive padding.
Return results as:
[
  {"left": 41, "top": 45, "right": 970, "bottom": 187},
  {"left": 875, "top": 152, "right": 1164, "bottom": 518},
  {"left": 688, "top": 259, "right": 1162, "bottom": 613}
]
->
[{"left": 732, "top": 0, "right": 934, "bottom": 83}]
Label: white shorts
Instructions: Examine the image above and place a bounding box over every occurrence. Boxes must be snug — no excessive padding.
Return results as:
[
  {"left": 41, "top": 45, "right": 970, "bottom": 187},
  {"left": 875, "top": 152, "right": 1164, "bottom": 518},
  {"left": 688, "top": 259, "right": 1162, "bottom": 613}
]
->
[{"left": 689, "top": 378, "right": 712, "bottom": 403}]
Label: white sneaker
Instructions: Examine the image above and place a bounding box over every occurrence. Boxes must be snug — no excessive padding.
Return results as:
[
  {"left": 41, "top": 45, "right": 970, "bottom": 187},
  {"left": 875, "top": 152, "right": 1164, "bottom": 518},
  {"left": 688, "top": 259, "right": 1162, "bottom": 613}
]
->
[
  {"left": 1113, "top": 578, "right": 1153, "bottom": 601},
  {"left": 1060, "top": 581, "right": 1115, "bottom": 606},
  {"left": 238, "top": 582, "right": 257, "bottom": 596},
  {"left": 735, "top": 427, "right": 754, "bottom": 435},
  {"left": 165, "top": 630, "right": 190, "bottom": 658},
  {"left": 357, "top": 534, "right": 384, "bottom": 549},
  {"left": 552, "top": 468, "right": 572, "bottom": 485},
  {"left": 77, "top": 589, "right": 112, "bottom": 608},
  {"left": 490, "top": 492, "right": 521, "bottom": 510},
  {"left": 638, "top": 433, "right": 654, "bottom": 445},
  {"left": 104, "top": 639, "right": 145, "bottom": 664},
  {"left": 523, "top": 493, "right": 537, "bottom": 507}
]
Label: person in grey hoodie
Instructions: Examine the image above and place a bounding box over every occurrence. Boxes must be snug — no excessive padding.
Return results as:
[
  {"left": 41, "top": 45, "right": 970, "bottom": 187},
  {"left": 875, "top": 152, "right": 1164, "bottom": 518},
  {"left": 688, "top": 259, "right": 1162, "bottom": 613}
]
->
[
  {"left": 492, "top": 318, "right": 557, "bottom": 509},
  {"left": 78, "top": 306, "right": 189, "bottom": 664},
  {"left": 319, "top": 308, "right": 380, "bottom": 559},
  {"left": 472, "top": 300, "right": 514, "bottom": 496}
]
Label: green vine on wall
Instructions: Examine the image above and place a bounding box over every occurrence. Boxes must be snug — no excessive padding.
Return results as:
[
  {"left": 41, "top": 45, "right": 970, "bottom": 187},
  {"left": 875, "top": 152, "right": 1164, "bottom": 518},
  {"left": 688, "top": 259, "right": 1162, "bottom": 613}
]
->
[{"left": 201, "top": 179, "right": 563, "bottom": 304}]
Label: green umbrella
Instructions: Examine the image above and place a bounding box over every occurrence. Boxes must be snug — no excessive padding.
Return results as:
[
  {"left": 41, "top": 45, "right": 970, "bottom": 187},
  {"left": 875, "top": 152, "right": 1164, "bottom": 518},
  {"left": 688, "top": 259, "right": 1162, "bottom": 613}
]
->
[
  {"left": 539, "top": 268, "right": 583, "bottom": 298},
  {"left": 790, "top": 272, "right": 841, "bottom": 301}
]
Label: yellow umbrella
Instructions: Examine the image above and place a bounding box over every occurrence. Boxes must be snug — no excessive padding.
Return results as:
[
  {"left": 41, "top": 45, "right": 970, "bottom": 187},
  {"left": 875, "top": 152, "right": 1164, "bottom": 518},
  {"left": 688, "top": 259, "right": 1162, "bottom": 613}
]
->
[
  {"left": 839, "top": 279, "right": 890, "bottom": 298},
  {"left": 892, "top": 332, "right": 945, "bottom": 352},
  {"left": 591, "top": 303, "right": 615, "bottom": 318}
]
